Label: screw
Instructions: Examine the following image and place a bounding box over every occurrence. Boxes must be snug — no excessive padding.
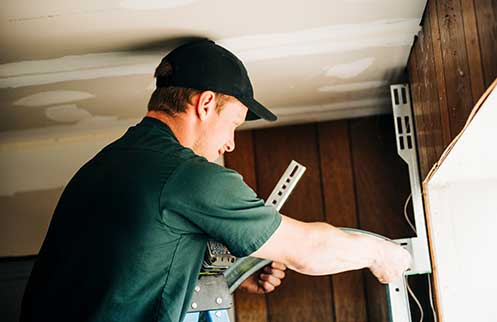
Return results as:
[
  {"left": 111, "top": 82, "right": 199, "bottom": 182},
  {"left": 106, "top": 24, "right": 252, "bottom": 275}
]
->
[
  {"left": 194, "top": 286, "right": 200, "bottom": 292},
  {"left": 216, "top": 297, "right": 223, "bottom": 304},
  {"left": 191, "top": 302, "right": 198, "bottom": 309}
]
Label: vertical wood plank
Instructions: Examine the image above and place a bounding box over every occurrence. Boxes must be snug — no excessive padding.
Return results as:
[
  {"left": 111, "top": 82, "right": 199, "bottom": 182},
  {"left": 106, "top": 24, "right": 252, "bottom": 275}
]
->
[
  {"left": 318, "top": 120, "right": 368, "bottom": 322},
  {"left": 318, "top": 121, "right": 359, "bottom": 234},
  {"left": 428, "top": 0, "right": 452, "bottom": 147},
  {"left": 422, "top": 9, "right": 448, "bottom": 164},
  {"left": 461, "top": 0, "right": 485, "bottom": 104},
  {"left": 417, "top": 27, "right": 440, "bottom": 178},
  {"left": 408, "top": 41, "right": 431, "bottom": 179},
  {"left": 349, "top": 116, "right": 413, "bottom": 322},
  {"left": 254, "top": 124, "right": 334, "bottom": 322},
  {"left": 437, "top": 0, "right": 475, "bottom": 136},
  {"left": 225, "top": 130, "right": 258, "bottom": 190},
  {"left": 224, "top": 130, "right": 268, "bottom": 322},
  {"left": 474, "top": 0, "right": 497, "bottom": 88}
]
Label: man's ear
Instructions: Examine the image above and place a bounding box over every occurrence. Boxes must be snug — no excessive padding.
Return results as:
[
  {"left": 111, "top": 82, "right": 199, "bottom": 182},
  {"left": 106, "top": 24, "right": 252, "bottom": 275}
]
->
[{"left": 195, "top": 91, "right": 217, "bottom": 121}]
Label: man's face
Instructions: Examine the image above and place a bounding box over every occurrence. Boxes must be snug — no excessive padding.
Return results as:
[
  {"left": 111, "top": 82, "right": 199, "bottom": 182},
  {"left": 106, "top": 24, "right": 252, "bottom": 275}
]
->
[{"left": 193, "top": 98, "right": 247, "bottom": 162}]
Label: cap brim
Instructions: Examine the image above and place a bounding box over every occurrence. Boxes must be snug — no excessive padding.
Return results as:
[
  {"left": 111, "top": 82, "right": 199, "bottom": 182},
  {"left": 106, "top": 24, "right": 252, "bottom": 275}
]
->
[{"left": 238, "top": 96, "right": 277, "bottom": 121}]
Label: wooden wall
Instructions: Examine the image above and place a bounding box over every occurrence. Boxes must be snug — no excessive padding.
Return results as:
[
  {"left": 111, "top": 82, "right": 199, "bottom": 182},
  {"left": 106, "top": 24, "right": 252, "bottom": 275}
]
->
[
  {"left": 225, "top": 115, "right": 431, "bottom": 322},
  {"left": 408, "top": 0, "right": 497, "bottom": 179}
]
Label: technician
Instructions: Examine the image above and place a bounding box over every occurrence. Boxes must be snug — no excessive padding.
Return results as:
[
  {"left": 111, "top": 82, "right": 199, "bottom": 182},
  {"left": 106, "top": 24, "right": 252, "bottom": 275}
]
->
[{"left": 20, "top": 39, "right": 411, "bottom": 322}]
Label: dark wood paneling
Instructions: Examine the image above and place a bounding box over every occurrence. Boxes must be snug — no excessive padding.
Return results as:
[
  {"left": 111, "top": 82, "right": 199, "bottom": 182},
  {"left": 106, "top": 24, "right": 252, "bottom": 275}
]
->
[
  {"left": 417, "top": 27, "right": 439, "bottom": 178},
  {"left": 421, "top": 11, "right": 447, "bottom": 163},
  {"left": 409, "top": 44, "right": 431, "bottom": 179},
  {"left": 225, "top": 131, "right": 258, "bottom": 191},
  {"left": 408, "top": 0, "right": 496, "bottom": 180},
  {"left": 318, "top": 121, "right": 368, "bottom": 322},
  {"left": 427, "top": 0, "right": 452, "bottom": 148},
  {"left": 254, "top": 124, "right": 334, "bottom": 322},
  {"left": 461, "top": 0, "right": 485, "bottom": 103},
  {"left": 227, "top": 118, "right": 417, "bottom": 322},
  {"left": 349, "top": 116, "right": 414, "bottom": 322},
  {"left": 474, "top": 0, "right": 497, "bottom": 88},
  {"left": 409, "top": 8, "right": 447, "bottom": 179},
  {"left": 412, "top": 32, "right": 435, "bottom": 180},
  {"left": 349, "top": 116, "right": 413, "bottom": 239},
  {"left": 437, "top": 0, "right": 475, "bottom": 136},
  {"left": 224, "top": 130, "right": 269, "bottom": 322}
]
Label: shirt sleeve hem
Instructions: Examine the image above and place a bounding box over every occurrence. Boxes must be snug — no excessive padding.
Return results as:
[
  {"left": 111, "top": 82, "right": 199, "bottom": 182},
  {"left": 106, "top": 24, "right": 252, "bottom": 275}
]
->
[{"left": 232, "top": 211, "right": 282, "bottom": 257}]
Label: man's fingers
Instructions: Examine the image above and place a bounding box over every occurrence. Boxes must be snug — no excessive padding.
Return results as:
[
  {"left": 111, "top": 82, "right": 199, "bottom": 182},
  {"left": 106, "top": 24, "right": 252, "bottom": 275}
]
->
[
  {"left": 370, "top": 239, "right": 412, "bottom": 284},
  {"left": 263, "top": 266, "right": 286, "bottom": 279},
  {"left": 258, "top": 279, "right": 275, "bottom": 293},
  {"left": 260, "top": 273, "right": 282, "bottom": 287},
  {"left": 271, "top": 261, "right": 287, "bottom": 271}
]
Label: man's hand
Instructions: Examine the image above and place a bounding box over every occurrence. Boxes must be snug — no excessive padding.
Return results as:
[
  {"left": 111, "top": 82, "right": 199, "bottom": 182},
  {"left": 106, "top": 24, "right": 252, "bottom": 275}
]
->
[
  {"left": 238, "top": 261, "right": 287, "bottom": 294},
  {"left": 369, "top": 238, "right": 412, "bottom": 284}
]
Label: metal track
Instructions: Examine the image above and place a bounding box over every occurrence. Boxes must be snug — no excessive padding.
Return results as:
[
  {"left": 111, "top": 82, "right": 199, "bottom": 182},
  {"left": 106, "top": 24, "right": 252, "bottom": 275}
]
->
[
  {"left": 224, "top": 160, "right": 306, "bottom": 293},
  {"left": 390, "top": 84, "right": 431, "bottom": 275}
]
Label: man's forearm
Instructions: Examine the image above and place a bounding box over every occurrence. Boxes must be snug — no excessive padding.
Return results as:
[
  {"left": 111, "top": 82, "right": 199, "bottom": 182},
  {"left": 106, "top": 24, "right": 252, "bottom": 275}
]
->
[
  {"left": 252, "top": 215, "right": 410, "bottom": 283},
  {"left": 289, "top": 222, "right": 378, "bottom": 275}
]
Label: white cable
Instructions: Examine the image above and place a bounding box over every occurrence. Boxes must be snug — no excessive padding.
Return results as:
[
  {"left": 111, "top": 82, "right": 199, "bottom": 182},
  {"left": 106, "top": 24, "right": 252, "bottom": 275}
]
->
[
  {"left": 427, "top": 276, "right": 438, "bottom": 322},
  {"left": 403, "top": 194, "right": 425, "bottom": 321},
  {"left": 406, "top": 277, "right": 424, "bottom": 322},
  {"left": 403, "top": 193, "right": 439, "bottom": 321},
  {"left": 403, "top": 193, "right": 416, "bottom": 233}
]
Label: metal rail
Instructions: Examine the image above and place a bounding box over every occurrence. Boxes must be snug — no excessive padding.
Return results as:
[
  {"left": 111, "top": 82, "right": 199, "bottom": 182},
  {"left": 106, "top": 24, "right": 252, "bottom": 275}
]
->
[
  {"left": 224, "top": 160, "right": 306, "bottom": 293},
  {"left": 390, "top": 84, "right": 431, "bottom": 276}
]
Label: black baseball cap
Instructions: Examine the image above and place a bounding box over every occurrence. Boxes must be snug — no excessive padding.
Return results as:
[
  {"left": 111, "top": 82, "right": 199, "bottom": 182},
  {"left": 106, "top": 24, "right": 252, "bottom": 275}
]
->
[{"left": 155, "top": 39, "right": 277, "bottom": 121}]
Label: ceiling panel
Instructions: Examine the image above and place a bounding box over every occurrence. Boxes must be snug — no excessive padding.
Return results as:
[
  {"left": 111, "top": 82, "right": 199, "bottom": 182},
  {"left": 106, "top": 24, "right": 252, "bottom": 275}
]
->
[{"left": 0, "top": 0, "right": 426, "bottom": 143}]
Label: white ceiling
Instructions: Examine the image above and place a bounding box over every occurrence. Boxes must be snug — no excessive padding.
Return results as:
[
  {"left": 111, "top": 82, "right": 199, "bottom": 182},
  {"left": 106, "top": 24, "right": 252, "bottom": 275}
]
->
[{"left": 0, "top": 0, "right": 426, "bottom": 145}]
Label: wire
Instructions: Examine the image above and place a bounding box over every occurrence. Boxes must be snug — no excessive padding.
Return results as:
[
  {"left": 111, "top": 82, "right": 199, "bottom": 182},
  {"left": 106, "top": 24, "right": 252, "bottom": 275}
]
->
[
  {"left": 403, "top": 193, "right": 416, "bottom": 233},
  {"left": 403, "top": 194, "right": 441, "bottom": 322},
  {"left": 406, "top": 277, "right": 424, "bottom": 322},
  {"left": 403, "top": 193, "right": 424, "bottom": 321},
  {"left": 427, "top": 276, "right": 438, "bottom": 322}
]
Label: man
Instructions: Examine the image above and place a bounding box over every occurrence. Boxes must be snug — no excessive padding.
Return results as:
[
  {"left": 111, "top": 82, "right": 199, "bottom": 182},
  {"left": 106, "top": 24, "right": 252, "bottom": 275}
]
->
[{"left": 21, "top": 39, "right": 410, "bottom": 322}]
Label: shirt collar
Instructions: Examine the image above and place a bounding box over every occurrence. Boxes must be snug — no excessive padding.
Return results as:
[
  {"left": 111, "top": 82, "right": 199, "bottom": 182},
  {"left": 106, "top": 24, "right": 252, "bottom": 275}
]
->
[{"left": 140, "top": 116, "right": 180, "bottom": 143}]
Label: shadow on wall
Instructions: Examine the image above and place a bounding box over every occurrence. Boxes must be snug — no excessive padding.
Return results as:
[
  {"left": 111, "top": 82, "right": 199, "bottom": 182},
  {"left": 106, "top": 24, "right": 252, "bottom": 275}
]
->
[
  {"left": 0, "top": 187, "right": 63, "bottom": 257},
  {"left": 0, "top": 256, "right": 36, "bottom": 322},
  {"left": 0, "top": 188, "right": 62, "bottom": 321}
]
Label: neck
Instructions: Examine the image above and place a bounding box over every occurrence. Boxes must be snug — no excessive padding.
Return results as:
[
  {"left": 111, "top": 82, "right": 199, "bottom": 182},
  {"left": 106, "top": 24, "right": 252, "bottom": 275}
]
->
[{"left": 146, "top": 110, "right": 200, "bottom": 150}]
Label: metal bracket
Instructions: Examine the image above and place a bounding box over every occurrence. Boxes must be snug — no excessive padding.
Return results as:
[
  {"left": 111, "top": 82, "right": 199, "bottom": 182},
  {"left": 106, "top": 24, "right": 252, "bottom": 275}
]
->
[
  {"left": 389, "top": 84, "right": 436, "bottom": 322},
  {"left": 224, "top": 161, "right": 306, "bottom": 293},
  {"left": 387, "top": 277, "right": 412, "bottom": 322},
  {"left": 266, "top": 160, "right": 307, "bottom": 211},
  {"left": 390, "top": 84, "right": 431, "bottom": 275},
  {"left": 188, "top": 275, "right": 232, "bottom": 313}
]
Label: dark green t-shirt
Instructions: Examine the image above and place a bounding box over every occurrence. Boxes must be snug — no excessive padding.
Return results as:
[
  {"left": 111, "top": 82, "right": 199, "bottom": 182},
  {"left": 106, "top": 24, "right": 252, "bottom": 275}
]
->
[{"left": 21, "top": 117, "right": 281, "bottom": 322}]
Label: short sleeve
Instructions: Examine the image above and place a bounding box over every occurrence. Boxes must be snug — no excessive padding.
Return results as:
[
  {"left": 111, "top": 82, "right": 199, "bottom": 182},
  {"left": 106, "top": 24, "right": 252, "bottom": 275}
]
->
[{"left": 160, "top": 157, "right": 281, "bottom": 257}]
